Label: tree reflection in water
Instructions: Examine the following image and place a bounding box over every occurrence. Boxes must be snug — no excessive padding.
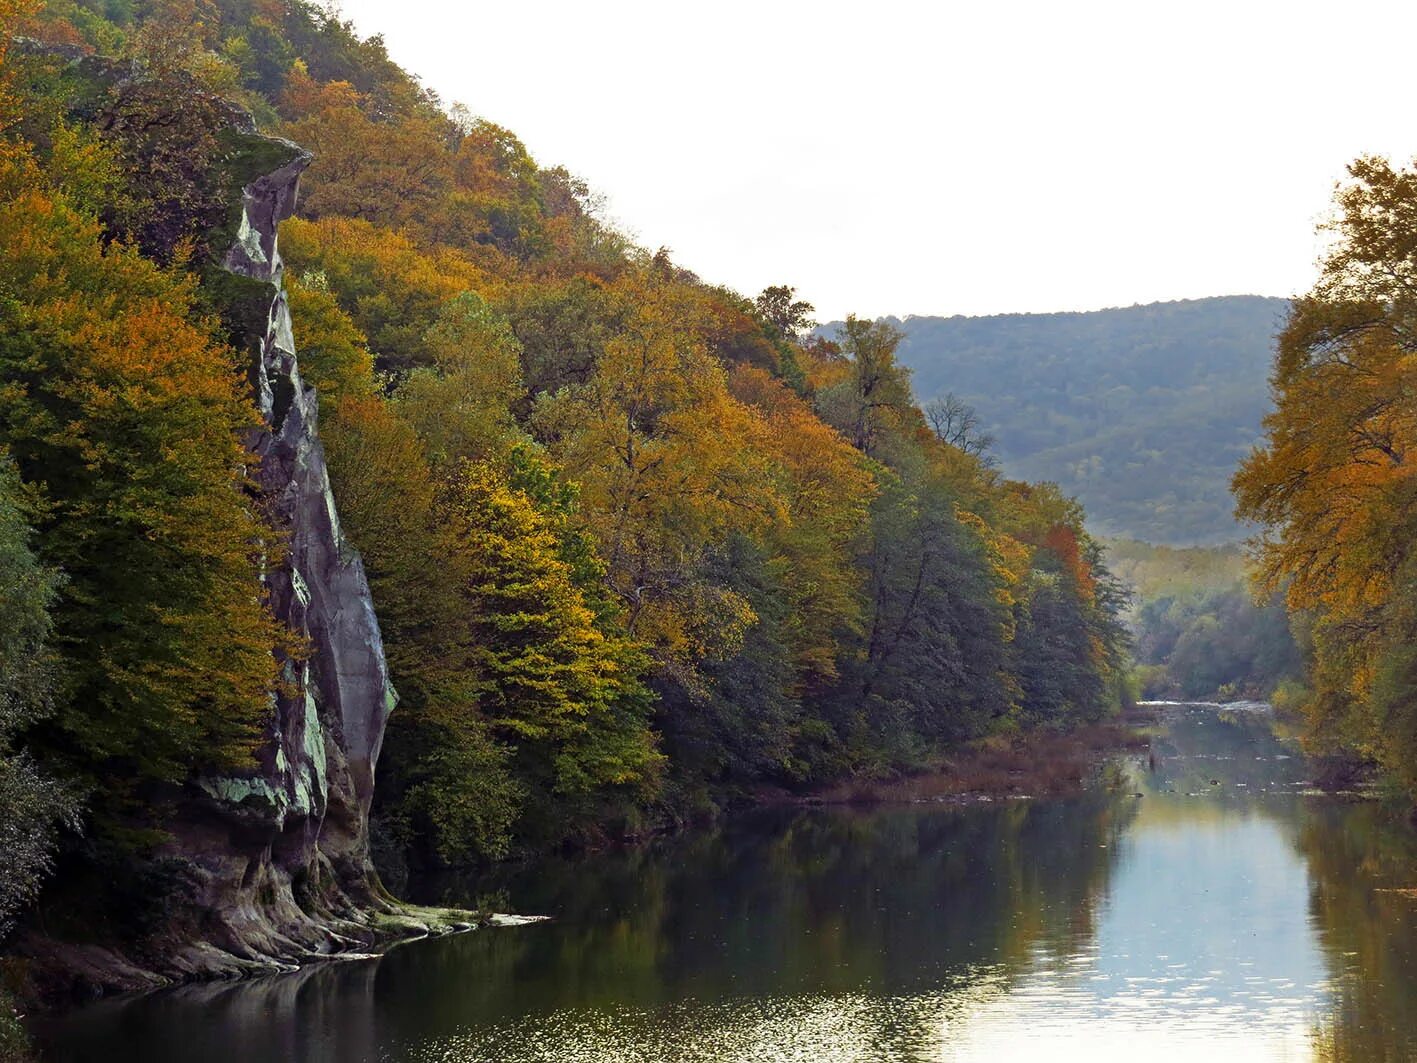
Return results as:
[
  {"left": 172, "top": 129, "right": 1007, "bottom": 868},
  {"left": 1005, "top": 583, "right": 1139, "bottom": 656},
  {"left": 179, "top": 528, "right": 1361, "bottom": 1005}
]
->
[{"left": 33, "top": 706, "right": 1417, "bottom": 1062}]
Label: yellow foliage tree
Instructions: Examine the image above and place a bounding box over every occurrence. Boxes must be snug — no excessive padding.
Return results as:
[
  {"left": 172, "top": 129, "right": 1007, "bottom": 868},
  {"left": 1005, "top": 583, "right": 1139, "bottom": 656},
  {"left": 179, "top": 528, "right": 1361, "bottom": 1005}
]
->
[
  {"left": 729, "top": 366, "right": 876, "bottom": 687},
  {"left": 1235, "top": 157, "right": 1417, "bottom": 775},
  {"left": 0, "top": 146, "right": 284, "bottom": 781},
  {"left": 534, "top": 273, "right": 778, "bottom": 668}
]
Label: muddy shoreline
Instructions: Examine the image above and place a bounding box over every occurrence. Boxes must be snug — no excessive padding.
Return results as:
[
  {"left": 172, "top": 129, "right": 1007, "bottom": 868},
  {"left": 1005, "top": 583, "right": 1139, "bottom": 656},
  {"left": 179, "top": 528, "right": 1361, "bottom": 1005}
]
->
[{"left": 764, "top": 710, "right": 1155, "bottom": 809}]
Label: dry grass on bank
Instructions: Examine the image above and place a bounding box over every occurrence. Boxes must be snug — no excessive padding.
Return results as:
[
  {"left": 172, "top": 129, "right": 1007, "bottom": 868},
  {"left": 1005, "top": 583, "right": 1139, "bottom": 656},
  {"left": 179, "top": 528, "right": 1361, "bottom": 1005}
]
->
[{"left": 806, "top": 716, "right": 1152, "bottom": 806}]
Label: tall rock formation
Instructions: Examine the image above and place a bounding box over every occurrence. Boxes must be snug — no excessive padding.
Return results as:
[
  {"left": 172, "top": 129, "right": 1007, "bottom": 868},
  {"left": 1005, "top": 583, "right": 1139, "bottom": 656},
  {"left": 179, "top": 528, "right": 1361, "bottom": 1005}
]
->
[
  {"left": 15, "top": 80, "right": 417, "bottom": 994},
  {"left": 1, "top": 51, "right": 514, "bottom": 1011},
  {"left": 164, "top": 122, "right": 403, "bottom": 972}
]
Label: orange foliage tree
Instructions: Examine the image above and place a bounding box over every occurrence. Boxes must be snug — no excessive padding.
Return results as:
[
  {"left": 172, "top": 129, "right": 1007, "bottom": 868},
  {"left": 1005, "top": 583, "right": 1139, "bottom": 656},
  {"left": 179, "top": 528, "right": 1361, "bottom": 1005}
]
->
[{"left": 1235, "top": 157, "right": 1417, "bottom": 782}]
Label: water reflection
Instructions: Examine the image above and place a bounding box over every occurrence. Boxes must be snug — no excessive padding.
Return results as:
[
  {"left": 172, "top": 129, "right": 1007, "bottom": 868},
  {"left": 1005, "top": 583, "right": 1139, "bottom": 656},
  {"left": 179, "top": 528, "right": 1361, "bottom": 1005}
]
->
[
  {"left": 32, "top": 706, "right": 1417, "bottom": 1062},
  {"left": 1300, "top": 800, "right": 1417, "bottom": 1062},
  {"left": 944, "top": 705, "right": 1328, "bottom": 1061}
]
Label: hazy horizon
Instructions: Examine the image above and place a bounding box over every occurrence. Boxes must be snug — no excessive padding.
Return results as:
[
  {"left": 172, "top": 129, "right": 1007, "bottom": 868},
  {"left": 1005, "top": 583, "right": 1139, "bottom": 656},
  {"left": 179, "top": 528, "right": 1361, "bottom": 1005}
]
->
[{"left": 822, "top": 291, "right": 1287, "bottom": 325}]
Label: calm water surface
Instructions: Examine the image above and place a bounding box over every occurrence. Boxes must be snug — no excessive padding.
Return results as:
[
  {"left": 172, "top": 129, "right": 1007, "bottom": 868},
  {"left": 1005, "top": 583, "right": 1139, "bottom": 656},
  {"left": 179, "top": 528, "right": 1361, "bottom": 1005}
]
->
[{"left": 34, "top": 705, "right": 1417, "bottom": 1061}]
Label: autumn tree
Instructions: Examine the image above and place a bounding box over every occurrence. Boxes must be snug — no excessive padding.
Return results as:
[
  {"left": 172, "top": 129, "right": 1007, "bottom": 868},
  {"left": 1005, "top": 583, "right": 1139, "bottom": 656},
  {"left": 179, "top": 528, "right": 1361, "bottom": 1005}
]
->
[
  {"left": 279, "top": 215, "right": 489, "bottom": 370},
  {"left": 701, "top": 289, "right": 785, "bottom": 375},
  {"left": 439, "top": 460, "right": 660, "bottom": 839},
  {"left": 533, "top": 271, "right": 778, "bottom": 671},
  {"left": 1235, "top": 156, "right": 1417, "bottom": 784},
  {"left": 280, "top": 78, "right": 452, "bottom": 228},
  {"left": 0, "top": 152, "right": 285, "bottom": 784},
  {"left": 442, "top": 116, "right": 549, "bottom": 259}
]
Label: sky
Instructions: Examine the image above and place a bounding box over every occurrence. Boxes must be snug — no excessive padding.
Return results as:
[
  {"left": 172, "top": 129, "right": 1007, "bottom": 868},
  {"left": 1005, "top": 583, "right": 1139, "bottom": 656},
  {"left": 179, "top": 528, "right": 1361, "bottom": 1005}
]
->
[{"left": 332, "top": 0, "right": 1417, "bottom": 321}]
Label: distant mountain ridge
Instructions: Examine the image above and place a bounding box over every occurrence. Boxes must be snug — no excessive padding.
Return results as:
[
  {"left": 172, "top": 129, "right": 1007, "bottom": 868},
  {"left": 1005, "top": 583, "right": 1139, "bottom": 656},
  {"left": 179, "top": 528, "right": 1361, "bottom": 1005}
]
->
[{"left": 825, "top": 296, "right": 1288, "bottom": 545}]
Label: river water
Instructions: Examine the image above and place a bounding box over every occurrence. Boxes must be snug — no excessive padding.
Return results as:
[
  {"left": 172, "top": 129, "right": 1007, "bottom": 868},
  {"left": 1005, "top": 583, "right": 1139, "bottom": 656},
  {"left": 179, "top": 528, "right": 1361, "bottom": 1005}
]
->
[{"left": 32, "top": 704, "right": 1417, "bottom": 1061}]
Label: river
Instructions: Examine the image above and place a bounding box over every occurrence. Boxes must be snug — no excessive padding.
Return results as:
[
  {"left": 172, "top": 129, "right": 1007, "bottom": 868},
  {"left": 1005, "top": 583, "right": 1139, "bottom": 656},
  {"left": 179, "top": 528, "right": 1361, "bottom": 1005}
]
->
[{"left": 31, "top": 704, "right": 1417, "bottom": 1061}]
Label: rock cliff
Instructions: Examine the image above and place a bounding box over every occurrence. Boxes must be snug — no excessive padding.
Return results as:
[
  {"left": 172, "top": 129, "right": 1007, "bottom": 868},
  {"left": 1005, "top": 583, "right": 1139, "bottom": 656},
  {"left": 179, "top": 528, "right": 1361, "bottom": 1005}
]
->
[
  {"left": 158, "top": 123, "right": 403, "bottom": 976},
  {"left": 12, "top": 76, "right": 470, "bottom": 997}
]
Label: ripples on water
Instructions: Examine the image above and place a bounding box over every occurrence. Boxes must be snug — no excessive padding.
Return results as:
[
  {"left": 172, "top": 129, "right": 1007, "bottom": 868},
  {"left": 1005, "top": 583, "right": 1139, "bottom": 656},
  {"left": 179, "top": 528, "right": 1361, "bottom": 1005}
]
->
[
  {"left": 413, "top": 979, "right": 1004, "bottom": 1063},
  {"left": 420, "top": 975, "right": 1321, "bottom": 1063},
  {"left": 34, "top": 704, "right": 1417, "bottom": 1062}
]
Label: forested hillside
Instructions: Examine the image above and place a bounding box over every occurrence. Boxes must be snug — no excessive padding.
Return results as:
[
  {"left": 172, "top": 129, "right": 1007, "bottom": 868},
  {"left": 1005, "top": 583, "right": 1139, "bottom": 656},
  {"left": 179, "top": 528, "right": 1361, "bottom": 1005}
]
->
[
  {"left": 836, "top": 297, "right": 1287, "bottom": 545},
  {"left": 0, "top": 0, "right": 1130, "bottom": 1027}
]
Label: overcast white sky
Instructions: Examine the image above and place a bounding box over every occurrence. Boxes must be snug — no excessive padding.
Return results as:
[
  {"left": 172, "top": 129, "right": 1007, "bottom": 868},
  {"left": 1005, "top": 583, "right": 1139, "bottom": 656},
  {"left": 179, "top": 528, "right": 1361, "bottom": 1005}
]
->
[{"left": 333, "top": 0, "right": 1417, "bottom": 321}]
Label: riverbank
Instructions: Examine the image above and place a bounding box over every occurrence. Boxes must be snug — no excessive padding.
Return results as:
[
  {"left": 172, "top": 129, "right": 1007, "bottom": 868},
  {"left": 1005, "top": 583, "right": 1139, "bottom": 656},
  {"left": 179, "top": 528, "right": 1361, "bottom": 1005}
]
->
[
  {"left": 11, "top": 714, "right": 1150, "bottom": 1046},
  {"left": 5, "top": 899, "right": 501, "bottom": 1024},
  {"left": 781, "top": 712, "right": 1153, "bottom": 808}
]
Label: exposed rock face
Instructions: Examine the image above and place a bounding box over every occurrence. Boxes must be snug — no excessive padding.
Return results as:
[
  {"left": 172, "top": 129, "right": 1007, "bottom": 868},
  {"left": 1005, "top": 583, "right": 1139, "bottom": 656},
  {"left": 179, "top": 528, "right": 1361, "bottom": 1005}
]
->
[
  {"left": 146, "top": 130, "right": 403, "bottom": 977},
  {"left": 227, "top": 135, "right": 396, "bottom": 890},
  {"left": 26, "top": 126, "right": 409, "bottom": 992}
]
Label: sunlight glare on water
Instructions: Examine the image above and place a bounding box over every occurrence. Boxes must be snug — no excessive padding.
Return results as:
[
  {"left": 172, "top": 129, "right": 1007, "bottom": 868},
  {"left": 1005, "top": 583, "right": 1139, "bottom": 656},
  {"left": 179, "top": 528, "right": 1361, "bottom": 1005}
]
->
[
  {"left": 405, "top": 978, "right": 1320, "bottom": 1063},
  {"left": 408, "top": 978, "right": 1007, "bottom": 1063}
]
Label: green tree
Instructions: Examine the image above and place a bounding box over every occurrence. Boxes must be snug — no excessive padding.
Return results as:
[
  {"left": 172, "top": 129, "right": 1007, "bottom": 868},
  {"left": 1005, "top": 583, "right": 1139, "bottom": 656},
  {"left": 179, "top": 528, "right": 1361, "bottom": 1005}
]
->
[
  {"left": 837, "top": 467, "right": 1013, "bottom": 760},
  {"left": 499, "top": 276, "right": 621, "bottom": 401},
  {"left": 319, "top": 392, "right": 517, "bottom": 864},
  {"left": 0, "top": 455, "right": 77, "bottom": 935},
  {"left": 395, "top": 291, "right": 524, "bottom": 467},
  {"left": 754, "top": 284, "right": 816, "bottom": 341},
  {"left": 817, "top": 316, "right": 917, "bottom": 458},
  {"left": 284, "top": 271, "right": 376, "bottom": 409},
  {"left": 0, "top": 153, "right": 285, "bottom": 784}
]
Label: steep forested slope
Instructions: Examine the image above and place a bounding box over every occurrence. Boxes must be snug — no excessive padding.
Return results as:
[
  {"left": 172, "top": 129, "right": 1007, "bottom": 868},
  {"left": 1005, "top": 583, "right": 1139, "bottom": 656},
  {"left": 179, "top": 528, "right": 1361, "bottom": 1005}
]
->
[
  {"left": 830, "top": 296, "right": 1287, "bottom": 544},
  {"left": 0, "top": 0, "right": 1130, "bottom": 1019}
]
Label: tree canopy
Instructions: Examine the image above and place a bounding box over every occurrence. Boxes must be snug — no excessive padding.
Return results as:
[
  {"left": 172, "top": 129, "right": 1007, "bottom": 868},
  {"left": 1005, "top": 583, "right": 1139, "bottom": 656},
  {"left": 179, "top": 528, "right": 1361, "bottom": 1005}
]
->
[{"left": 1235, "top": 157, "right": 1417, "bottom": 790}]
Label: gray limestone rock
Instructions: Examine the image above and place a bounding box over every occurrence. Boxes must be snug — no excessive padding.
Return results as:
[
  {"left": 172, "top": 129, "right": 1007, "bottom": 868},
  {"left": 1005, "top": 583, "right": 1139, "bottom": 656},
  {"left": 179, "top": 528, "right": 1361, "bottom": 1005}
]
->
[{"left": 156, "top": 130, "right": 402, "bottom": 967}]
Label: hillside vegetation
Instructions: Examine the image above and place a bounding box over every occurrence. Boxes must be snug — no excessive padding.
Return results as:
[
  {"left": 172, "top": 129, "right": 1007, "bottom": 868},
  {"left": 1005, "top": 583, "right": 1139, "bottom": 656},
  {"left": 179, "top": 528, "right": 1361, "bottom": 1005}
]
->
[
  {"left": 1105, "top": 539, "right": 1301, "bottom": 702},
  {"left": 0, "top": 0, "right": 1130, "bottom": 992},
  {"left": 838, "top": 296, "right": 1287, "bottom": 545}
]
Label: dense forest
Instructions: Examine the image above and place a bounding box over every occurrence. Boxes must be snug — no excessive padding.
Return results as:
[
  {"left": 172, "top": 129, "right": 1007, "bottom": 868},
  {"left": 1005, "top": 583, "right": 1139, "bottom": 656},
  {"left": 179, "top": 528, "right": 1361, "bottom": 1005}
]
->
[
  {"left": 0, "top": 0, "right": 1131, "bottom": 1036},
  {"left": 1105, "top": 539, "right": 1301, "bottom": 702},
  {"left": 846, "top": 296, "right": 1286, "bottom": 545},
  {"left": 1235, "top": 156, "right": 1417, "bottom": 795}
]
